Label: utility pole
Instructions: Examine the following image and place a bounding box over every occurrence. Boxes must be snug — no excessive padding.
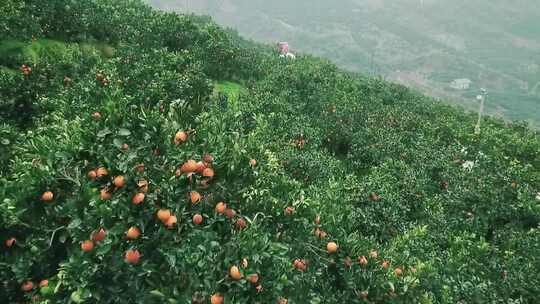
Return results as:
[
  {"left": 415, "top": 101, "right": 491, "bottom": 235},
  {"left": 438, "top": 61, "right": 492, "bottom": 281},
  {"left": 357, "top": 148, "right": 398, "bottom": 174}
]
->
[{"left": 475, "top": 88, "right": 487, "bottom": 135}]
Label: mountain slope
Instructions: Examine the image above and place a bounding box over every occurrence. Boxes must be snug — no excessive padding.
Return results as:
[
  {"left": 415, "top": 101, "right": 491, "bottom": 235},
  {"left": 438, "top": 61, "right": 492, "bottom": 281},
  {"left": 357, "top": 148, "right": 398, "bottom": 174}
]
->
[
  {"left": 147, "top": 0, "right": 540, "bottom": 127},
  {"left": 1, "top": 1, "right": 540, "bottom": 303}
]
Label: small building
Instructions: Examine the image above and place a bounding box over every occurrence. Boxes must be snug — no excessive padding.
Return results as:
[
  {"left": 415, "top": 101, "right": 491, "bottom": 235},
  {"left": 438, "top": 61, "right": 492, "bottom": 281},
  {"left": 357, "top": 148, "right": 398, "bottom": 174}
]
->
[{"left": 450, "top": 78, "right": 472, "bottom": 90}]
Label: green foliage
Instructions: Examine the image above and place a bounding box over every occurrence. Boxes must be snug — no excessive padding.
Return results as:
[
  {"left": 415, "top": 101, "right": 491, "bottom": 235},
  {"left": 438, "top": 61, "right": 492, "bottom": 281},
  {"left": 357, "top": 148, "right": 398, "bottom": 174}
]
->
[{"left": 1, "top": 1, "right": 539, "bottom": 303}]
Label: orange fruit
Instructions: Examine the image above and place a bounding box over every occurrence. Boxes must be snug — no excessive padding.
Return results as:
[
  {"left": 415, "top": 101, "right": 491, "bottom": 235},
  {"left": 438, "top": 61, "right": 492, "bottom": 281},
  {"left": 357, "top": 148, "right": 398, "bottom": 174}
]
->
[
  {"left": 249, "top": 159, "right": 257, "bottom": 167},
  {"left": 278, "top": 298, "right": 288, "bottom": 304},
  {"left": 190, "top": 191, "right": 201, "bottom": 204},
  {"left": 225, "top": 209, "right": 236, "bottom": 219},
  {"left": 293, "top": 259, "right": 306, "bottom": 272},
  {"left": 229, "top": 265, "right": 242, "bottom": 280},
  {"left": 41, "top": 191, "right": 54, "bottom": 202},
  {"left": 21, "top": 281, "right": 34, "bottom": 292},
  {"left": 382, "top": 260, "right": 390, "bottom": 269},
  {"left": 180, "top": 160, "right": 198, "bottom": 173},
  {"left": 81, "top": 240, "right": 94, "bottom": 252},
  {"left": 96, "top": 167, "right": 108, "bottom": 178},
  {"left": 113, "top": 176, "right": 125, "bottom": 188},
  {"left": 132, "top": 192, "right": 145, "bottom": 205},
  {"left": 235, "top": 218, "right": 247, "bottom": 230},
  {"left": 394, "top": 267, "right": 403, "bottom": 276},
  {"left": 125, "top": 249, "right": 141, "bottom": 264},
  {"left": 327, "top": 242, "right": 338, "bottom": 253},
  {"left": 174, "top": 131, "right": 188, "bottom": 144},
  {"left": 210, "top": 294, "right": 223, "bottom": 304},
  {"left": 242, "top": 258, "right": 249, "bottom": 268},
  {"left": 39, "top": 280, "right": 48, "bottom": 288},
  {"left": 195, "top": 161, "right": 206, "bottom": 174},
  {"left": 157, "top": 209, "right": 171, "bottom": 223},
  {"left": 284, "top": 206, "right": 295, "bottom": 215},
  {"left": 358, "top": 256, "right": 368, "bottom": 266},
  {"left": 88, "top": 170, "right": 97, "bottom": 180},
  {"left": 91, "top": 228, "right": 107, "bottom": 242},
  {"left": 193, "top": 214, "right": 203, "bottom": 225},
  {"left": 135, "top": 163, "right": 145, "bottom": 173},
  {"left": 100, "top": 189, "right": 112, "bottom": 201},
  {"left": 203, "top": 154, "right": 214, "bottom": 163},
  {"left": 121, "top": 143, "right": 129, "bottom": 150},
  {"left": 126, "top": 227, "right": 141, "bottom": 240},
  {"left": 314, "top": 215, "right": 321, "bottom": 225},
  {"left": 165, "top": 215, "right": 177, "bottom": 228},
  {"left": 92, "top": 112, "right": 101, "bottom": 120},
  {"left": 202, "top": 167, "right": 214, "bottom": 178},
  {"left": 215, "top": 202, "right": 227, "bottom": 214},
  {"left": 248, "top": 274, "right": 259, "bottom": 284},
  {"left": 5, "top": 237, "right": 16, "bottom": 247}
]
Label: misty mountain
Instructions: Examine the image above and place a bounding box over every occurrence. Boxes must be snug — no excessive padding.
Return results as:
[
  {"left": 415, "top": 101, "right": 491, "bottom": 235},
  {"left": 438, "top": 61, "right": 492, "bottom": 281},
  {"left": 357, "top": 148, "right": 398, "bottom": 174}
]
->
[{"left": 146, "top": 0, "right": 540, "bottom": 126}]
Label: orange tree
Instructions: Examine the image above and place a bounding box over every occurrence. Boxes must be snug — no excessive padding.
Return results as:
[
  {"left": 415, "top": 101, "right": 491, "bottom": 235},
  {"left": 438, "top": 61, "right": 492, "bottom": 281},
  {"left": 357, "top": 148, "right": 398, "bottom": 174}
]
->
[{"left": 2, "top": 0, "right": 540, "bottom": 303}]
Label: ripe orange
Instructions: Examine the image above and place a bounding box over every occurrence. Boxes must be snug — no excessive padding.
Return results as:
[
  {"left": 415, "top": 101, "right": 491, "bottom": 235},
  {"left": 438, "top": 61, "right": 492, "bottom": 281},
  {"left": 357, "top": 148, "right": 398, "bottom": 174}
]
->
[
  {"left": 248, "top": 274, "right": 259, "bottom": 284},
  {"left": 157, "top": 209, "right": 171, "bottom": 223},
  {"left": 190, "top": 191, "right": 201, "bottom": 204},
  {"left": 225, "top": 209, "right": 236, "bottom": 219},
  {"left": 81, "top": 240, "right": 94, "bottom": 252},
  {"left": 278, "top": 298, "right": 288, "bottom": 304},
  {"left": 358, "top": 256, "right": 368, "bottom": 266},
  {"left": 202, "top": 167, "right": 214, "bottom": 178},
  {"left": 132, "top": 193, "right": 145, "bottom": 205},
  {"left": 193, "top": 214, "right": 203, "bottom": 225},
  {"left": 229, "top": 265, "right": 242, "bottom": 280},
  {"left": 87, "top": 170, "right": 97, "bottom": 180},
  {"left": 327, "top": 242, "right": 338, "bottom": 253},
  {"left": 125, "top": 249, "right": 140, "bottom": 264},
  {"left": 203, "top": 154, "right": 214, "bottom": 163},
  {"left": 249, "top": 159, "right": 257, "bottom": 167},
  {"left": 41, "top": 191, "right": 54, "bottom": 202},
  {"left": 195, "top": 161, "right": 206, "bottom": 174},
  {"left": 215, "top": 202, "right": 227, "bottom": 214},
  {"left": 126, "top": 227, "right": 141, "bottom": 240},
  {"left": 91, "top": 228, "right": 107, "bottom": 242},
  {"left": 210, "top": 294, "right": 223, "bottom": 304},
  {"left": 121, "top": 143, "right": 129, "bottom": 150},
  {"left": 381, "top": 260, "right": 390, "bottom": 269},
  {"left": 180, "top": 160, "right": 198, "bottom": 173},
  {"left": 293, "top": 259, "right": 306, "bottom": 272},
  {"left": 96, "top": 167, "right": 108, "bottom": 178},
  {"left": 394, "top": 267, "right": 403, "bottom": 276},
  {"left": 235, "top": 218, "right": 247, "bottom": 230},
  {"left": 113, "top": 176, "right": 125, "bottom": 188},
  {"left": 39, "top": 280, "right": 48, "bottom": 288},
  {"left": 100, "top": 189, "right": 112, "bottom": 201},
  {"left": 165, "top": 215, "right": 177, "bottom": 228},
  {"left": 174, "top": 131, "right": 188, "bottom": 144},
  {"left": 21, "top": 281, "right": 34, "bottom": 292},
  {"left": 135, "top": 163, "right": 145, "bottom": 173},
  {"left": 284, "top": 206, "right": 295, "bottom": 215},
  {"left": 5, "top": 237, "right": 16, "bottom": 247},
  {"left": 92, "top": 112, "right": 101, "bottom": 120}
]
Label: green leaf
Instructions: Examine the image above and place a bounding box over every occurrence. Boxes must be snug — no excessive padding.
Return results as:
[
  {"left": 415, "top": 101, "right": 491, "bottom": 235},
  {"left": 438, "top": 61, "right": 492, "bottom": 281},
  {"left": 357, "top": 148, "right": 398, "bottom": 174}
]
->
[
  {"left": 118, "top": 128, "right": 131, "bottom": 136},
  {"left": 97, "top": 128, "right": 112, "bottom": 138}
]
